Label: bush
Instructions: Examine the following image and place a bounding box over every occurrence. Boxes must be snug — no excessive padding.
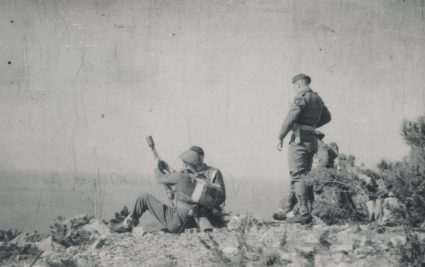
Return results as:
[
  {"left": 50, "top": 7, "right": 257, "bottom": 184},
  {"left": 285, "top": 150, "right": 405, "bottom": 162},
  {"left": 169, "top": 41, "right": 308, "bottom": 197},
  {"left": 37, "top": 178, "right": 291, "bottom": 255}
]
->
[
  {"left": 50, "top": 215, "right": 94, "bottom": 247},
  {"left": 377, "top": 115, "right": 425, "bottom": 227},
  {"left": 308, "top": 167, "right": 370, "bottom": 224}
]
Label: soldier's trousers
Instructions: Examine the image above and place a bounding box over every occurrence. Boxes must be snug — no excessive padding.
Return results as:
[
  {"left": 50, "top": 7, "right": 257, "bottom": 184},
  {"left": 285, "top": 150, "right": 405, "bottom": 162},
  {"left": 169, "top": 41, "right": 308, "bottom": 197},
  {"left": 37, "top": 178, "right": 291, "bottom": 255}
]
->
[
  {"left": 131, "top": 193, "right": 195, "bottom": 233},
  {"left": 285, "top": 133, "right": 318, "bottom": 216}
]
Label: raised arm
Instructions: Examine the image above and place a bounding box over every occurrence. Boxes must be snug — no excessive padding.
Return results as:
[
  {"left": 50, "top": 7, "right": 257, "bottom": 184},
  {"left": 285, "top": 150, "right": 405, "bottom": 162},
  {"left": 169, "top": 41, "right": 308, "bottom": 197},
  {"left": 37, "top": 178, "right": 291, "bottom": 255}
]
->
[{"left": 154, "top": 168, "right": 181, "bottom": 185}]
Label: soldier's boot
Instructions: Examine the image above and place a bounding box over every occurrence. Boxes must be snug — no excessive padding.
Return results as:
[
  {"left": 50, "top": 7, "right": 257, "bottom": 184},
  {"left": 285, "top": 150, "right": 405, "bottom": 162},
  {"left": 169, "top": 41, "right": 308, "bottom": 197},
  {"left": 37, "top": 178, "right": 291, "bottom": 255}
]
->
[
  {"left": 272, "top": 210, "right": 288, "bottom": 221},
  {"left": 286, "top": 203, "right": 312, "bottom": 224},
  {"left": 274, "top": 190, "right": 297, "bottom": 220},
  {"left": 110, "top": 214, "right": 134, "bottom": 233},
  {"left": 287, "top": 182, "right": 312, "bottom": 225}
]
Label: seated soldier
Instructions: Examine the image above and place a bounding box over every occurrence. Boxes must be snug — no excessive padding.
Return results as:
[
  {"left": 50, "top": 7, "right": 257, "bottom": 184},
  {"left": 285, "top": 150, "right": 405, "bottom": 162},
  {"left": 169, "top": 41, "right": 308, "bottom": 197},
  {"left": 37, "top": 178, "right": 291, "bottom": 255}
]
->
[{"left": 111, "top": 146, "right": 226, "bottom": 233}]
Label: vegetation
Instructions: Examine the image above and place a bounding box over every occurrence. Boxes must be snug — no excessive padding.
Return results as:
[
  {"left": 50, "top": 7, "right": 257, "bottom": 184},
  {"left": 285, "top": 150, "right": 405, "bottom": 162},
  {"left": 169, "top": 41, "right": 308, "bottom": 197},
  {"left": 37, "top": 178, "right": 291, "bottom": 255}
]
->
[
  {"left": 50, "top": 215, "right": 94, "bottom": 247},
  {"left": 376, "top": 115, "right": 425, "bottom": 227}
]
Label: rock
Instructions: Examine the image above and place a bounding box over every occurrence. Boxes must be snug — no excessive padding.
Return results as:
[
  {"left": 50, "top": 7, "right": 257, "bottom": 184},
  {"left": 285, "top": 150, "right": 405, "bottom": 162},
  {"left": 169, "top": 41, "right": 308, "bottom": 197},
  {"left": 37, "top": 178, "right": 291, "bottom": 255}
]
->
[
  {"left": 222, "top": 246, "right": 237, "bottom": 254},
  {"left": 419, "top": 221, "right": 425, "bottom": 231},
  {"left": 359, "top": 225, "right": 368, "bottom": 231},
  {"left": 82, "top": 220, "right": 110, "bottom": 237},
  {"left": 45, "top": 252, "right": 77, "bottom": 267},
  {"left": 131, "top": 226, "right": 146, "bottom": 238},
  {"left": 281, "top": 252, "right": 297, "bottom": 263},
  {"left": 292, "top": 255, "right": 314, "bottom": 267},
  {"left": 354, "top": 246, "right": 375, "bottom": 258},
  {"left": 92, "top": 238, "right": 108, "bottom": 249},
  {"left": 36, "top": 236, "right": 65, "bottom": 255},
  {"left": 227, "top": 216, "right": 243, "bottom": 230},
  {"left": 390, "top": 235, "right": 407, "bottom": 247},
  {"left": 366, "top": 198, "right": 404, "bottom": 226},
  {"left": 330, "top": 243, "right": 353, "bottom": 253},
  {"left": 312, "top": 216, "right": 326, "bottom": 226}
]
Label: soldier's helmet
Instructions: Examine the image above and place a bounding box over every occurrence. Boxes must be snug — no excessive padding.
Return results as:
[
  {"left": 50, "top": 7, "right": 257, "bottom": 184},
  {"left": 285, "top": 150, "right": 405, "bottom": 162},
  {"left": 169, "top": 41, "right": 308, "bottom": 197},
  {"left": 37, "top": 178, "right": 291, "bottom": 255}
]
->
[
  {"left": 179, "top": 146, "right": 205, "bottom": 165},
  {"left": 329, "top": 142, "right": 339, "bottom": 155},
  {"left": 189, "top": 146, "right": 204, "bottom": 157}
]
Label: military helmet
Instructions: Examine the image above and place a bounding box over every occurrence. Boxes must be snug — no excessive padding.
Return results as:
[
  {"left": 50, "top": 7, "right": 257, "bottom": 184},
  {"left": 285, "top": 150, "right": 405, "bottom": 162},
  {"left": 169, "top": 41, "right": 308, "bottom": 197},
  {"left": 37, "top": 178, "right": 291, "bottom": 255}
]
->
[
  {"left": 329, "top": 142, "right": 339, "bottom": 155},
  {"left": 179, "top": 149, "right": 202, "bottom": 165},
  {"left": 189, "top": 146, "right": 204, "bottom": 157}
]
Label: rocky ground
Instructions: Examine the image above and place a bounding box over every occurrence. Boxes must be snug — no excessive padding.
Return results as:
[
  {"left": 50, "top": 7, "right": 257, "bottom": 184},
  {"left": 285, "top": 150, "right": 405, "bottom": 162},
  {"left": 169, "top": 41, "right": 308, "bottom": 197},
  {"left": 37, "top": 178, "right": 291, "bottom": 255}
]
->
[{"left": 1, "top": 214, "right": 424, "bottom": 267}]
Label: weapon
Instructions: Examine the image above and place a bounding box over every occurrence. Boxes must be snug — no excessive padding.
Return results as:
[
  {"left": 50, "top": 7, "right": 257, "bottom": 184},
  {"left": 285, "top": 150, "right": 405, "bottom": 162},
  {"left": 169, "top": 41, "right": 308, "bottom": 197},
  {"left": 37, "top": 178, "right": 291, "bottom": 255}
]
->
[{"left": 146, "top": 136, "right": 175, "bottom": 199}]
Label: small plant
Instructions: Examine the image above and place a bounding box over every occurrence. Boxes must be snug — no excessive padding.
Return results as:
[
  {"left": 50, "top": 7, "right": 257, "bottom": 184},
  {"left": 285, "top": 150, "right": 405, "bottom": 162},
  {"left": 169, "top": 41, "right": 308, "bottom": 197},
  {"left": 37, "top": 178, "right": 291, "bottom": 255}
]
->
[
  {"left": 24, "top": 231, "right": 46, "bottom": 242},
  {"left": 0, "top": 243, "right": 41, "bottom": 264},
  {"left": 198, "top": 214, "right": 257, "bottom": 266},
  {"left": 49, "top": 215, "right": 94, "bottom": 247},
  {"left": 319, "top": 230, "right": 331, "bottom": 249},
  {"left": 108, "top": 206, "right": 130, "bottom": 224},
  {"left": 399, "top": 227, "right": 425, "bottom": 267},
  {"left": 198, "top": 233, "right": 231, "bottom": 265},
  {"left": 374, "top": 114, "right": 425, "bottom": 266},
  {"left": 0, "top": 229, "right": 21, "bottom": 242},
  {"left": 279, "top": 230, "right": 287, "bottom": 250},
  {"left": 308, "top": 167, "right": 369, "bottom": 224}
]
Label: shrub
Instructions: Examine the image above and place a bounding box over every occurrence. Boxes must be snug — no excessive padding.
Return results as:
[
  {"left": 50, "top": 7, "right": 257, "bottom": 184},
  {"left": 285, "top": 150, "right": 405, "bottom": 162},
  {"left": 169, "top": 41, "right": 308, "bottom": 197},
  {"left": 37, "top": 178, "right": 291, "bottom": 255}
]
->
[{"left": 377, "top": 115, "right": 425, "bottom": 227}]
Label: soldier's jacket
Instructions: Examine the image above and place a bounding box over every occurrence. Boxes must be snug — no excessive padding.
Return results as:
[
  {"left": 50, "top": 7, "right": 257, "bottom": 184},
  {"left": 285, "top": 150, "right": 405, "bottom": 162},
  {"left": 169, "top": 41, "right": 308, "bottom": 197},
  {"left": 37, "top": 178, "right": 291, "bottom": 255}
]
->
[
  {"left": 279, "top": 88, "right": 331, "bottom": 141},
  {"left": 154, "top": 164, "right": 226, "bottom": 209}
]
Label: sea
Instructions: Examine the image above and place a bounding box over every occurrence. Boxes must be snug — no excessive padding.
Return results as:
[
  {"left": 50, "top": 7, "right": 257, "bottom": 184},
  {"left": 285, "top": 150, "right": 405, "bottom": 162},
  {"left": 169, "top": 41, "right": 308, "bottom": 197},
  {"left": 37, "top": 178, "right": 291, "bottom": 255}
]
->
[{"left": 0, "top": 170, "right": 287, "bottom": 233}]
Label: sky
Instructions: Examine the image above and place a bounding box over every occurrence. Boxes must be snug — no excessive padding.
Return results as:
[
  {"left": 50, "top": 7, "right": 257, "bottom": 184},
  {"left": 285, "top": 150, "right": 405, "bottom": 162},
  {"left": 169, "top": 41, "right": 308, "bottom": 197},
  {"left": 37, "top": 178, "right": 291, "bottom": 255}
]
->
[{"left": 0, "top": 0, "right": 424, "bottom": 182}]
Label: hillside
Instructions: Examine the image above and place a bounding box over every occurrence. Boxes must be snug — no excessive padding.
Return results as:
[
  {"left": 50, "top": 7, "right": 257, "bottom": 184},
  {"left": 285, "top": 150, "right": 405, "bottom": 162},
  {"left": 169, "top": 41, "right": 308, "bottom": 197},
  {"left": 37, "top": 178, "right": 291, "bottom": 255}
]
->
[{"left": 1, "top": 213, "right": 424, "bottom": 267}]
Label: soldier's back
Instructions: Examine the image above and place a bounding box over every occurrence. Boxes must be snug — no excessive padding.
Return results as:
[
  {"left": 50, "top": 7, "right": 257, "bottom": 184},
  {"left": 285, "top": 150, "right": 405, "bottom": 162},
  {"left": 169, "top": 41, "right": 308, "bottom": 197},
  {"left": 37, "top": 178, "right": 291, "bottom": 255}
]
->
[{"left": 297, "top": 90, "right": 324, "bottom": 127}]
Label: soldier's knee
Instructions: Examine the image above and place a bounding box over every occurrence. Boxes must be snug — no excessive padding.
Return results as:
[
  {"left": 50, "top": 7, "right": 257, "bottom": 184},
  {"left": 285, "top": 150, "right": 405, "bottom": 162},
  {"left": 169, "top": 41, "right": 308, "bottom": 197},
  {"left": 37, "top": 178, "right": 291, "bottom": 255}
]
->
[{"left": 294, "top": 181, "right": 307, "bottom": 196}]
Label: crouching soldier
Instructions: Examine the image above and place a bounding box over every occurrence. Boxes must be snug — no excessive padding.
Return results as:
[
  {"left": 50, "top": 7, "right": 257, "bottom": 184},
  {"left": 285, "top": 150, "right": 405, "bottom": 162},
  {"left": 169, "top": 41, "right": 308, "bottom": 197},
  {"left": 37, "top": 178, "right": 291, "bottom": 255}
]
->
[
  {"left": 111, "top": 146, "right": 226, "bottom": 233},
  {"left": 314, "top": 131, "right": 339, "bottom": 169}
]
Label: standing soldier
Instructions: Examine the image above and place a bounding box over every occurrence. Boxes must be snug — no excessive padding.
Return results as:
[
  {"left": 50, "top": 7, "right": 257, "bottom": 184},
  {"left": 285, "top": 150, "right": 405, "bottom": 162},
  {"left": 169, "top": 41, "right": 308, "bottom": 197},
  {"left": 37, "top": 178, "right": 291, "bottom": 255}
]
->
[{"left": 274, "top": 74, "right": 331, "bottom": 224}]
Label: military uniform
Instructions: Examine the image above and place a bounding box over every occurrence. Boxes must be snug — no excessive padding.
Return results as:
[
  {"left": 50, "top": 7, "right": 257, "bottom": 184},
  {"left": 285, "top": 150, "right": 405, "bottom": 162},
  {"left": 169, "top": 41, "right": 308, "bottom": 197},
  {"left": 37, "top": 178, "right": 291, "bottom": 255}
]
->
[
  {"left": 278, "top": 80, "right": 331, "bottom": 218},
  {"left": 316, "top": 140, "right": 338, "bottom": 169},
  {"left": 131, "top": 164, "right": 226, "bottom": 233}
]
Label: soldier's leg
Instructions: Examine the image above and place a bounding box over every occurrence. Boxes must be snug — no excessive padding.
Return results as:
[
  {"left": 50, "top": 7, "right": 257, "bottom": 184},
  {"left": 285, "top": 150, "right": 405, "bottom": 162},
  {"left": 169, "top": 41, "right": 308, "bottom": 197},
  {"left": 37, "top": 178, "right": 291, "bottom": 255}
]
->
[
  {"left": 293, "top": 180, "right": 310, "bottom": 217},
  {"left": 305, "top": 139, "right": 318, "bottom": 214},
  {"left": 307, "top": 184, "right": 314, "bottom": 213},
  {"left": 132, "top": 193, "right": 188, "bottom": 232},
  {"left": 278, "top": 182, "right": 297, "bottom": 213},
  {"left": 288, "top": 142, "right": 311, "bottom": 217}
]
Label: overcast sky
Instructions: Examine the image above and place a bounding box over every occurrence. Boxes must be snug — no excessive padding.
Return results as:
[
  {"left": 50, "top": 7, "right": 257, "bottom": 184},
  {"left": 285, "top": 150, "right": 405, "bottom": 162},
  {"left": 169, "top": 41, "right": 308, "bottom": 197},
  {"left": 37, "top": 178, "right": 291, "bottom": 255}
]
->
[{"left": 0, "top": 0, "right": 424, "bottom": 182}]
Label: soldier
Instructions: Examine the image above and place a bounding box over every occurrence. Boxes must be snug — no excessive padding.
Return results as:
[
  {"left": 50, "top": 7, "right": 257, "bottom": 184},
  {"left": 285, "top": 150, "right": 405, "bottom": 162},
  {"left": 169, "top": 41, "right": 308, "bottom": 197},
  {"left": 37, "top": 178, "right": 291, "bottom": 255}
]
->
[
  {"left": 315, "top": 131, "right": 339, "bottom": 169},
  {"left": 274, "top": 74, "right": 331, "bottom": 224},
  {"left": 274, "top": 132, "right": 338, "bottom": 220},
  {"left": 111, "top": 146, "right": 226, "bottom": 233}
]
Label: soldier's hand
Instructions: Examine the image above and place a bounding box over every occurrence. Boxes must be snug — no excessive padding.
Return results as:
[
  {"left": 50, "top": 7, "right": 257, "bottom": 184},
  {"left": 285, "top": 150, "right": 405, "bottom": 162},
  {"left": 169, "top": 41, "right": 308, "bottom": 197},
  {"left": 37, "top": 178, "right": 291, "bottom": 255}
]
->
[
  {"left": 158, "top": 160, "right": 171, "bottom": 174},
  {"left": 276, "top": 140, "right": 283, "bottom": 151},
  {"left": 166, "top": 189, "right": 175, "bottom": 200}
]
